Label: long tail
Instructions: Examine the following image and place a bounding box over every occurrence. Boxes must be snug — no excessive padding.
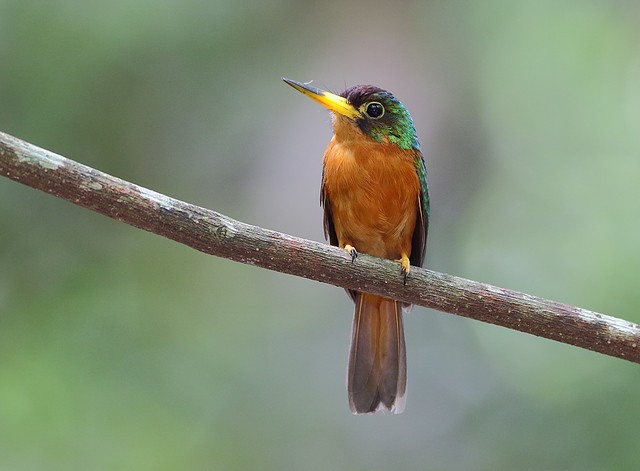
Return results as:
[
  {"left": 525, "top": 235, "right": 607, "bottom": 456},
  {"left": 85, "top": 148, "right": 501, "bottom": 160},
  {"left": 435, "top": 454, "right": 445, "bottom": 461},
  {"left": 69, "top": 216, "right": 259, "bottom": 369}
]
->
[{"left": 347, "top": 293, "right": 407, "bottom": 414}]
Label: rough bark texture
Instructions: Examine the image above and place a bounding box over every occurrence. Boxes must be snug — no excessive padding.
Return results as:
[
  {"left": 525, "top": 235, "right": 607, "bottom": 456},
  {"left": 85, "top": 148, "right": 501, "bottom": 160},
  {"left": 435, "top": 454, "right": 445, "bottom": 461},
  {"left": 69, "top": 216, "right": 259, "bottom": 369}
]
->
[{"left": 2, "top": 130, "right": 640, "bottom": 362}]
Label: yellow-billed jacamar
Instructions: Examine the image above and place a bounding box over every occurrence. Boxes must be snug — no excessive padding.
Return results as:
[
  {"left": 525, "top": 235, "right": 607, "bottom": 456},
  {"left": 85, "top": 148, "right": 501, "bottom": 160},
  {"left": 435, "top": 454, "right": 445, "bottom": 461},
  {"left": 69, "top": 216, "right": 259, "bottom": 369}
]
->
[{"left": 283, "top": 78, "right": 429, "bottom": 414}]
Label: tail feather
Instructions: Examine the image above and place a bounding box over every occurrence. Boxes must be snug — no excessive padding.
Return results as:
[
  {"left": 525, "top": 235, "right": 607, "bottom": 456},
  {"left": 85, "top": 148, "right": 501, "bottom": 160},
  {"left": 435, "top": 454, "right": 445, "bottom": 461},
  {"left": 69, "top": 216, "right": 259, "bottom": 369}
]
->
[{"left": 347, "top": 293, "right": 407, "bottom": 414}]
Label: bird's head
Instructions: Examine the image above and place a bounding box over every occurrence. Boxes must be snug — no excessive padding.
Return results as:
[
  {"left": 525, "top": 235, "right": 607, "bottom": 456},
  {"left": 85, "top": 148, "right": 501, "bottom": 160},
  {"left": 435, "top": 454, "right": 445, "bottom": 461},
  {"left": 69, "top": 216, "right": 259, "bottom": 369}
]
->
[{"left": 283, "top": 78, "right": 420, "bottom": 151}]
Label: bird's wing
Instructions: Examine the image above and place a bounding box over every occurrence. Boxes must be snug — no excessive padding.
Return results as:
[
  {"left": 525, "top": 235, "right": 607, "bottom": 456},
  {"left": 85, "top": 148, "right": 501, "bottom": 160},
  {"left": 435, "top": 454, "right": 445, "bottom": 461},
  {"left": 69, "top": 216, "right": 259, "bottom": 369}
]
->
[
  {"left": 410, "top": 150, "right": 430, "bottom": 268},
  {"left": 320, "top": 181, "right": 338, "bottom": 248},
  {"left": 321, "top": 179, "right": 358, "bottom": 302}
]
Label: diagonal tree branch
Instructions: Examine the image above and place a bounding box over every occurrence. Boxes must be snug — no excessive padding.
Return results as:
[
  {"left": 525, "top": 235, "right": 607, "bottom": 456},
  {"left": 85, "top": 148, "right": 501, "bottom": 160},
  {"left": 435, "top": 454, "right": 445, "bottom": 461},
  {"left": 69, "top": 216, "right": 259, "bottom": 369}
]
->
[{"left": 2, "top": 130, "right": 640, "bottom": 362}]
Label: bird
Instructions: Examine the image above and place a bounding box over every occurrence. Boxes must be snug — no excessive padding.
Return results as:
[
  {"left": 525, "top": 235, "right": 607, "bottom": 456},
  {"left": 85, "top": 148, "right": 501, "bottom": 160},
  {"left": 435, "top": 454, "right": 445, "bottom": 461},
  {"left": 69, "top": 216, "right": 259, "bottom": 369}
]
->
[{"left": 282, "top": 78, "right": 429, "bottom": 414}]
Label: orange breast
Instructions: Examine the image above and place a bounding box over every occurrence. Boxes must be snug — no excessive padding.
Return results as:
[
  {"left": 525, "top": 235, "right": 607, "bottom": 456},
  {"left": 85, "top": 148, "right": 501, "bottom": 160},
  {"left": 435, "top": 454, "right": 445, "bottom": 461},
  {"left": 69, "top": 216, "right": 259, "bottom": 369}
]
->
[{"left": 322, "top": 135, "right": 420, "bottom": 260}]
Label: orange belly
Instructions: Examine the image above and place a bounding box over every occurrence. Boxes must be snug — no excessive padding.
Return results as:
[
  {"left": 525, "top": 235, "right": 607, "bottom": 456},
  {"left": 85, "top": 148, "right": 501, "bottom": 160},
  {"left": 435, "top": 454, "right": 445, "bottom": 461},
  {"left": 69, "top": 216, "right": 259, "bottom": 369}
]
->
[{"left": 322, "top": 136, "right": 420, "bottom": 260}]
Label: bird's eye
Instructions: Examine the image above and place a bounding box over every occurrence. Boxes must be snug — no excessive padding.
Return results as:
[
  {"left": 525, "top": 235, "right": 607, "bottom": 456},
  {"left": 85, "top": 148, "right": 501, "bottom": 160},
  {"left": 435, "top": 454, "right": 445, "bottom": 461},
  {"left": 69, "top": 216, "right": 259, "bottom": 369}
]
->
[{"left": 364, "top": 102, "right": 384, "bottom": 119}]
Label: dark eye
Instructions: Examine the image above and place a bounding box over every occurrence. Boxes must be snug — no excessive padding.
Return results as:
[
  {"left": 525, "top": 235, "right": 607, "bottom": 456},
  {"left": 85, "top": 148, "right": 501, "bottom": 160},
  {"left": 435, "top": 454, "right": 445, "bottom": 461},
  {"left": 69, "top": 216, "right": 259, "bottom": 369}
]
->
[{"left": 364, "top": 102, "right": 384, "bottom": 118}]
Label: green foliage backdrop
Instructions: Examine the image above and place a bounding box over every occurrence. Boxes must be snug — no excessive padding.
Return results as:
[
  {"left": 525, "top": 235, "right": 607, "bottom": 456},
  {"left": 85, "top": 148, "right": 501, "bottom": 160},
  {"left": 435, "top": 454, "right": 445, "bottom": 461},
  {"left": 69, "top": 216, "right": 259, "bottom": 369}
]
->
[{"left": 1, "top": 1, "right": 639, "bottom": 469}]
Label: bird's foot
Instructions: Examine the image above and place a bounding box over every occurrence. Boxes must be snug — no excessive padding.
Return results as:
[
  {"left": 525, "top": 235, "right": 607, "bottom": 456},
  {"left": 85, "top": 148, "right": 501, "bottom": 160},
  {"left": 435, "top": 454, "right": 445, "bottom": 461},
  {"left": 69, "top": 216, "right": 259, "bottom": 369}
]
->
[
  {"left": 344, "top": 244, "right": 358, "bottom": 263},
  {"left": 396, "top": 255, "right": 411, "bottom": 285}
]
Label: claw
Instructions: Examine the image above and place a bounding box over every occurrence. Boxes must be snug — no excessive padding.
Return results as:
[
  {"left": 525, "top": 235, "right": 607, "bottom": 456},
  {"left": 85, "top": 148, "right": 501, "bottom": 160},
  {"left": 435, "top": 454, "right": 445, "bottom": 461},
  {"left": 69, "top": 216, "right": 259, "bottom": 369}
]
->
[
  {"left": 344, "top": 244, "right": 358, "bottom": 263},
  {"left": 396, "top": 254, "right": 411, "bottom": 285}
]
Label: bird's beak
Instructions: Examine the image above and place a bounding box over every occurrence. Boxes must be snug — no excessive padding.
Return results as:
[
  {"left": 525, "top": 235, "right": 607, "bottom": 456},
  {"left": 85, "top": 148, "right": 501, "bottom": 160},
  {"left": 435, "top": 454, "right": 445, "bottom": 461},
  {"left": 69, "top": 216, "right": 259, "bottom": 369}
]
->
[{"left": 282, "top": 78, "right": 361, "bottom": 119}]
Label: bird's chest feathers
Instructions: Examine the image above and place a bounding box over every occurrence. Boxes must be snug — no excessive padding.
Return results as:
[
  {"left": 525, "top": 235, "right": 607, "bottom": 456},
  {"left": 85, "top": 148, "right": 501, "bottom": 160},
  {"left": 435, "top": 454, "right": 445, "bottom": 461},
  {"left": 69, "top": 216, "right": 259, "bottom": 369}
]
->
[{"left": 322, "top": 136, "right": 420, "bottom": 253}]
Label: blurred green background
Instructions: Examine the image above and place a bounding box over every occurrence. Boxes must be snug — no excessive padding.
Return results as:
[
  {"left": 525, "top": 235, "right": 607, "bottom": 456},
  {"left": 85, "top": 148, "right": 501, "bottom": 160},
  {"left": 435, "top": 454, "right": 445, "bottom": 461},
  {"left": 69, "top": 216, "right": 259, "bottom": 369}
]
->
[{"left": 1, "top": 0, "right": 640, "bottom": 469}]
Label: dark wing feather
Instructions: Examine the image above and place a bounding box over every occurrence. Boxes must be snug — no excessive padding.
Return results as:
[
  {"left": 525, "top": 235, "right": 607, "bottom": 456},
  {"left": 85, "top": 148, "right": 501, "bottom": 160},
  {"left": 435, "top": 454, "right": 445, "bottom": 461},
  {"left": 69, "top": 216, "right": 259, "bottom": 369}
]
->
[
  {"left": 320, "top": 183, "right": 338, "bottom": 247},
  {"left": 410, "top": 150, "right": 430, "bottom": 269}
]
